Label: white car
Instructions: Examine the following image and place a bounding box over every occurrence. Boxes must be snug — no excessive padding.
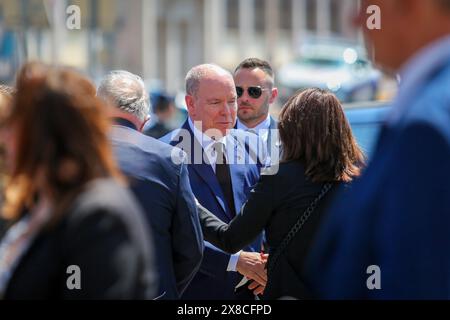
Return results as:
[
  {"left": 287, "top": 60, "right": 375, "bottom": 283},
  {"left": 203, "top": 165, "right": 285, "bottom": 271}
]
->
[{"left": 278, "top": 38, "right": 382, "bottom": 103}]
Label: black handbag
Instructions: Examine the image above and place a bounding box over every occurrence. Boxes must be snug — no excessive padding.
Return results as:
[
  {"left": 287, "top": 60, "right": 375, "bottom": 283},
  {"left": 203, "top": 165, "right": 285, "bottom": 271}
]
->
[{"left": 263, "top": 183, "right": 333, "bottom": 300}]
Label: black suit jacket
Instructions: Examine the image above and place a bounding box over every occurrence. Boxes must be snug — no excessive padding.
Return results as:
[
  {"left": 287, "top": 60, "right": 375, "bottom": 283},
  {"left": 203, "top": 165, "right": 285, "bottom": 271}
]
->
[
  {"left": 4, "top": 178, "right": 157, "bottom": 300},
  {"left": 110, "top": 120, "right": 203, "bottom": 299},
  {"left": 198, "top": 160, "right": 339, "bottom": 299}
]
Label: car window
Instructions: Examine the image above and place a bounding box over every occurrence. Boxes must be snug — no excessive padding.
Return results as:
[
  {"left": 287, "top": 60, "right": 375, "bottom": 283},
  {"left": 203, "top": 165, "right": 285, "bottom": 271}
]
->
[
  {"left": 345, "top": 103, "right": 390, "bottom": 159},
  {"left": 350, "top": 123, "right": 382, "bottom": 159},
  {"left": 297, "top": 57, "right": 344, "bottom": 67}
]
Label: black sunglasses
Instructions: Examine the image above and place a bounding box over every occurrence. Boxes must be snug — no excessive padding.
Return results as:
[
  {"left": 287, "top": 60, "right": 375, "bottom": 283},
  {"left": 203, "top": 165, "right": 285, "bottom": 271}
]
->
[{"left": 236, "top": 86, "right": 268, "bottom": 99}]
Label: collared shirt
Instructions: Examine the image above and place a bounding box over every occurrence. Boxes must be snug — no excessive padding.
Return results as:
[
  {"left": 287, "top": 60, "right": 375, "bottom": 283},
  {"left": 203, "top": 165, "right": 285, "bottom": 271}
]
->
[
  {"left": 188, "top": 118, "right": 229, "bottom": 174},
  {"left": 236, "top": 115, "right": 271, "bottom": 146},
  {"left": 388, "top": 35, "right": 450, "bottom": 125},
  {"left": 113, "top": 117, "right": 138, "bottom": 130},
  {"left": 188, "top": 118, "right": 241, "bottom": 272}
]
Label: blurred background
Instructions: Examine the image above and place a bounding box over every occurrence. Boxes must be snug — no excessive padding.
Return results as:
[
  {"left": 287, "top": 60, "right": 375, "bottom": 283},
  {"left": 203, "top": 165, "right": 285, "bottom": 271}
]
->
[{"left": 0, "top": 0, "right": 397, "bottom": 156}]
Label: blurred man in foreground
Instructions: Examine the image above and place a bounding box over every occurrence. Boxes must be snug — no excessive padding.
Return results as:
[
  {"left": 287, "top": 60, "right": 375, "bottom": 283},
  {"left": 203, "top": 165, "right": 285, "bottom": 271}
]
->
[{"left": 306, "top": 0, "right": 450, "bottom": 299}]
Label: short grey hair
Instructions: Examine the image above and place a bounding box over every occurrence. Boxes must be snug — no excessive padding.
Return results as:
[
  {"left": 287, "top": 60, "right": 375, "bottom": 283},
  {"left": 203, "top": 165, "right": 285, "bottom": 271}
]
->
[
  {"left": 185, "top": 64, "right": 232, "bottom": 97},
  {"left": 97, "top": 70, "right": 150, "bottom": 121}
]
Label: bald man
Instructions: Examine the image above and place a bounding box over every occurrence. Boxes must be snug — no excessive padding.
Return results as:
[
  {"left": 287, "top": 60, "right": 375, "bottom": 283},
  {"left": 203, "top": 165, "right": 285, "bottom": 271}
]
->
[{"left": 161, "top": 64, "right": 267, "bottom": 300}]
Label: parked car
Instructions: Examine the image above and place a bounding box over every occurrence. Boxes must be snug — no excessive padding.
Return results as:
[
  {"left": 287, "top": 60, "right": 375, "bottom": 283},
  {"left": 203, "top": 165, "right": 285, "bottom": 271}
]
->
[
  {"left": 344, "top": 101, "right": 390, "bottom": 159},
  {"left": 278, "top": 37, "right": 382, "bottom": 104}
]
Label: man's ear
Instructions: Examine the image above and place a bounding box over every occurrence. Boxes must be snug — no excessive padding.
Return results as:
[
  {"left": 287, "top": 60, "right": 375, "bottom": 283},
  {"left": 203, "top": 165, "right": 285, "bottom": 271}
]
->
[
  {"left": 185, "top": 95, "right": 195, "bottom": 116},
  {"left": 269, "top": 87, "right": 278, "bottom": 104}
]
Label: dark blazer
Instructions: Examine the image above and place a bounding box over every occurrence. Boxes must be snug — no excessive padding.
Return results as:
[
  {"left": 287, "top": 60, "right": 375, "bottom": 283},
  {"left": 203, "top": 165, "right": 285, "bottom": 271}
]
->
[
  {"left": 110, "top": 119, "right": 203, "bottom": 299},
  {"left": 305, "top": 43, "right": 450, "bottom": 299},
  {"left": 198, "top": 160, "right": 338, "bottom": 299},
  {"left": 161, "top": 120, "right": 263, "bottom": 300},
  {"left": 4, "top": 178, "right": 157, "bottom": 300}
]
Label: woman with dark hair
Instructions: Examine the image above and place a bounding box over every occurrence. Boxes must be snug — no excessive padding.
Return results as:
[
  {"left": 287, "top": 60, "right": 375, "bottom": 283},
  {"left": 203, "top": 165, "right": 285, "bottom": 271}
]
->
[
  {"left": 0, "top": 62, "right": 156, "bottom": 299},
  {"left": 198, "top": 88, "right": 365, "bottom": 299}
]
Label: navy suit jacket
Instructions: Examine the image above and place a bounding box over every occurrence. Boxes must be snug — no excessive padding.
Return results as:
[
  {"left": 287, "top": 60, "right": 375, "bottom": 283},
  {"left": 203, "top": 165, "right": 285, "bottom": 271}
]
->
[
  {"left": 305, "top": 44, "right": 450, "bottom": 299},
  {"left": 110, "top": 120, "right": 204, "bottom": 299},
  {"left": 161, "top": 120, "right": 264, "bottom": 299}
]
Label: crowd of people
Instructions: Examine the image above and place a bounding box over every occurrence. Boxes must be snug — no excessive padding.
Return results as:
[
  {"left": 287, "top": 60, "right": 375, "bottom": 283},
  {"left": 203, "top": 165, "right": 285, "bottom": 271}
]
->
[{"left": 0, "top": 0, "right": 449, "bottom": 300}]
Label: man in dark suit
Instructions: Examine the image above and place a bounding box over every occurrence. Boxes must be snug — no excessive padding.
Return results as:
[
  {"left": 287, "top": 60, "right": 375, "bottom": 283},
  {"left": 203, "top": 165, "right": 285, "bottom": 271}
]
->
[
  {"left": 161, "top": 64, "right": 267, "bottom": 300},
  {"left": 143, "top": 92, "right": 188, "bottom": 139},
  {"left": 97, "top": 70, "right": 204, "bottom": 299},
  {"left": 305, "top": 0, "right": 450, "bottom": 299},
  {"left": 233, "top": 58, "right": 280, "bottom": 166}
]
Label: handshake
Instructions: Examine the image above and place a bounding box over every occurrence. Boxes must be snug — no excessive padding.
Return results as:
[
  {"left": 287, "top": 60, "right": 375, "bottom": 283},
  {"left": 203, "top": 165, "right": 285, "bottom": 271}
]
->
[{"left": 236, "top": 251, "right": 269, "bottom": 296}]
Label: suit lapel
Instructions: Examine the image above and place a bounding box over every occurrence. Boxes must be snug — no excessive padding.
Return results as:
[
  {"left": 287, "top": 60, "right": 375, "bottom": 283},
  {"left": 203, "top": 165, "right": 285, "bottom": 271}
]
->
[
  {"left": 267, "top": 117, "right": 279, "bottom": 157},
  {"left": 226, "top": 133, "right": 249, "bottom": 217},
  {"left": 177, "top": 121, "right": 234, "bottom": 220},
  {"left": 191, "top": 163, "right": 235, "bottom": 219}
]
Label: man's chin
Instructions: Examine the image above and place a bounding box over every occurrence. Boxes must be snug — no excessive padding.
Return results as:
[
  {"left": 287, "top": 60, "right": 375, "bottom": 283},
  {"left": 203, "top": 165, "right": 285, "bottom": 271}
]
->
[
  {"left": 208, "top": 125, "right": 232, "bottom": 137},
  {"left": 238, "top": 111, "right": 255, "bottom": 120}
]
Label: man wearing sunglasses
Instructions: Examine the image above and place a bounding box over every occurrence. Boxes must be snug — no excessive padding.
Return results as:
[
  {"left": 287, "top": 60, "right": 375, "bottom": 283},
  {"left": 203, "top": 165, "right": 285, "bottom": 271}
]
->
[{"left": 234, "top": 58, "right": 280, "bottom": 160}]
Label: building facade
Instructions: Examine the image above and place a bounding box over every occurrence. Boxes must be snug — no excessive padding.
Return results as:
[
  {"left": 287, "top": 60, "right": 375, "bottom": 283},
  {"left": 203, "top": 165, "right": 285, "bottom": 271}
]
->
[{"left": 0, "top": 0, "right": 359, "bottom": 93}]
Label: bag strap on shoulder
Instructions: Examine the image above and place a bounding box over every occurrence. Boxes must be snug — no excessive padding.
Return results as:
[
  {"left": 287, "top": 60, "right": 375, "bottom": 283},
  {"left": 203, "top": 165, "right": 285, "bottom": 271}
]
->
[{"left": 267, "top": 183, "right": 333, "bottom": 275}]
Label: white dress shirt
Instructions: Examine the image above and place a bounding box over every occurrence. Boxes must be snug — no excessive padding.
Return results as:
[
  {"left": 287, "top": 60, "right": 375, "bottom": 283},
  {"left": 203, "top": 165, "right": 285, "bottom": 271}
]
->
[
  {"left": 236, "top": 115, "right": 271, "bottom": 145},
  {"left": 188, "top": 118, "right": 242, "bottom": 272}
]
